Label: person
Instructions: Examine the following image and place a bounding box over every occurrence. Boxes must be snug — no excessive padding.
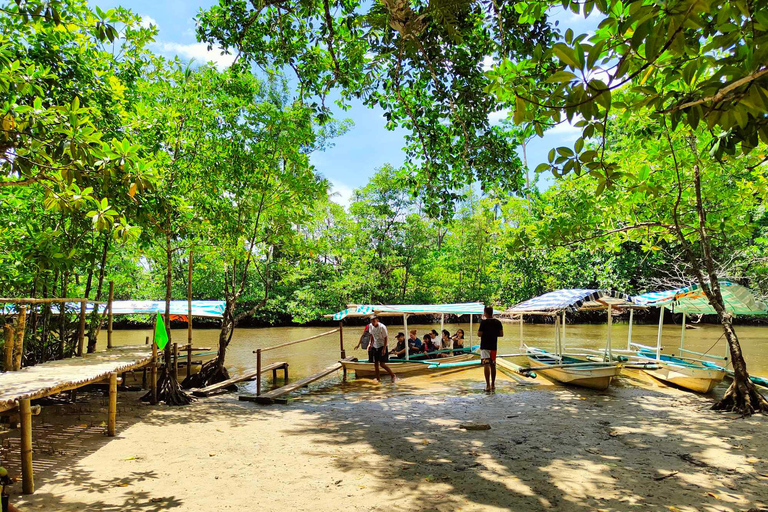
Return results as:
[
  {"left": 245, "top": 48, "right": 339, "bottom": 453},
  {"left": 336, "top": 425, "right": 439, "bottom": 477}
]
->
[
  {"left": 430, "top": 329, "right": 440, "bottom": 348},
  {"left": 439, "top": 330, "right": 453, "bottom": 358},
  {"left": 477, "top": 305, "right": 503, "bottom": 392},
  {"left": 390, "top": 332, "right": 407, "bottom": 358},
  {"left": 354, "top": 324, "right": 372, "bottom": 351},
  {"left": 407, "top": 329, "right": 423, "bottom": 354},
  {"left": 367, "top": 315, "right": 396, "bottom": 382},
  {"left": 422, "top": 334, "right": 438, "bottom": 358},
  {"left": 452, "top": 329, "right": 465, "bottom": 352}
]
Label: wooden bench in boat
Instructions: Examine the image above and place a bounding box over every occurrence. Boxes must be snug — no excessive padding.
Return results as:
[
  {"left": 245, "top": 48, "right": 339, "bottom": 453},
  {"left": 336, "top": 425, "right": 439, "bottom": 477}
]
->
[{"left": 192, "top": 362, "right": 288, "bottom": 397}]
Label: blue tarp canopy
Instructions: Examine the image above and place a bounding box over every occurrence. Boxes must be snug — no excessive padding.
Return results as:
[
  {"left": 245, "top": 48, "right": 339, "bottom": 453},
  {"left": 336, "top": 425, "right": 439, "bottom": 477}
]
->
[
  {"left": 506, "top": 289, "right": 633, "bottom": 314},
  {"left": 2, "top": 300, "right": 226, "bottom": 318},
  {"left": 632, "top": 281, "right": 768, "bottom": 316},
  {"left": 328, "top": 303, "right": 492, "bottom": 321}
]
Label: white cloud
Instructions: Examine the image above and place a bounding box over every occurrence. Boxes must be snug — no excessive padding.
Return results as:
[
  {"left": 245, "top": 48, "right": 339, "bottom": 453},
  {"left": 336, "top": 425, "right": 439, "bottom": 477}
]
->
[
  {"left": 329, "top": 179, "right": 354, "bottom": 208},
  {"left": 140, "top": 15, "right": 158, "bottom": 29},
  {"left": 154, "top": 41, "right": 237, "bottom": 70},
  {"left": 488, "top": 108, "right": 510, "bottom": 125}
]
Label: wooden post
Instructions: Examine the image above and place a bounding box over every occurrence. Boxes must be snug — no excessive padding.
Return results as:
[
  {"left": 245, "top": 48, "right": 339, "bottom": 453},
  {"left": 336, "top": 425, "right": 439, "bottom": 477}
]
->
[
  {"left": 173, "top": 343, "right": 179, "bottom": 379},
  {"left": 107, "top": 372, "right": 117, "bottom": 436},
  {"left": 256, "top": 348, "right": 262, "bottom": 396},
  {"left": 655, "top": 307, "right": 665, "bottom": 361},
  {"left": 606, "top": 306, "right": 613, "bottom": 362},
  {"left": 151, "top": 341, "right": 158, "bottom": 405},
  {"left": 13, "top": 307, "right": 27, "bottom": 370},
  {"left": 77, "top": 300, "right": 86, "bottom": 356},
  {"left": 4, "top": 324, "right": 14, "bottom": 371},
  {"left": 107, "top": 281, "right": 114, "bottom": 349},
  {"left": 186, "top": 342, "right": 192, "bottom": 380},
  {"left": 404, "top": 314, "right": 409, "bottom": 360},
  {"left": 519, "top": 314, "right": 524, "bottom": 350},
  {"left": 338, "top": 321, "right": 345, "bottom": 359},
  {"left": 187, "top": 249, "right": 193, "bottom": 350},
  {"left": 627, "top": 308, "right": 634, "bottom": 350},
  {"left": 19, "top": 398, "right": 34, "bottom": 494},
  {"left": 142, "top": 335, "right": 149, "bottom": 389},
  {"left": 283, "top": 364, "right": 288, "bottom": 381}
]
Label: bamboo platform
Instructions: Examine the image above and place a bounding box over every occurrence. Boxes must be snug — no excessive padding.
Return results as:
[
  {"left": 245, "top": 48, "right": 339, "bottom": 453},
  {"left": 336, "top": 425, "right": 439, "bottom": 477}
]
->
[
  {"left": 0, "top": 346, "right": 153, "bottom": 494},
  {"left": 240, "top": 358, "right": 353, "bottom": 405},
  {"left": 192, "top": 362, "right": 288, "bottom": 397}
]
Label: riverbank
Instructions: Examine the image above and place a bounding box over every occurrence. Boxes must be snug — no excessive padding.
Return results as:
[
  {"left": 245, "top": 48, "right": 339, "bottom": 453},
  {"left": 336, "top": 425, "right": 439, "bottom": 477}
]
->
[{"left": 4, "top": 369, "right": 767, "bottom": 512}]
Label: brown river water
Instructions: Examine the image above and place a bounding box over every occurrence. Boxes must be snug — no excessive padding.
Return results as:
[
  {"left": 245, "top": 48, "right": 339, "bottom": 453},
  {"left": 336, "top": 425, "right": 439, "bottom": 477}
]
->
[{"left": 98, "top": 320, "right": 768, "bottom": 395}]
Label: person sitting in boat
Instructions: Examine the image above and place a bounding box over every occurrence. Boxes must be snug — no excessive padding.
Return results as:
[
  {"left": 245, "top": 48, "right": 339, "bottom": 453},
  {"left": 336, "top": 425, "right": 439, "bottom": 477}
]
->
[
  {"left": 390, "top": 332, "right": 407, "bottom": 358},
  {"left": 452, "top": 329, "right": 465, "bottom": 352},
  {"left": 438, "top": 330, "right": 453, "bottom": 358},
  {"left": 407, "top": 329, "right": 423, "bottom": 353},
  {"left": 430, "top": 329, "right": 440, "bottom": 347},
  {"left": 423, "top": 334, "right": 440, "bottom": 358}
]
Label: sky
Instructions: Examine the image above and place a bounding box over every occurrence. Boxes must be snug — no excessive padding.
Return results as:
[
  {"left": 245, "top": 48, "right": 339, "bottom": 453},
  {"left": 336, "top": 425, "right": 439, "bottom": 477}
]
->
[{"left": 90, "top": 0, "right": 599, "bottom": 206}]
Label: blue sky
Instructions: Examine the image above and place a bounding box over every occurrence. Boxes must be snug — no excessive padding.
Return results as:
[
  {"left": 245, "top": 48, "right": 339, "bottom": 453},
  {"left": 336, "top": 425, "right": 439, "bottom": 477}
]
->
[{"left": 91, "top": 1, "right": 598, "bottom": 205}]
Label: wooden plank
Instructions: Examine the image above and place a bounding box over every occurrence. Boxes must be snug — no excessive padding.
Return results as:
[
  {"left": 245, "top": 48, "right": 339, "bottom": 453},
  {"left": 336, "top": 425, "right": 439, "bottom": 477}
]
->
[
  {"left": 107, "top": 372, "right": 117, "bottom": 436},
  {"left": 19, "top": 398, "right": 34, "bottom": 494},
  {"left": 240, "top": 359, "right": 349, "bottom": 404},
  {"left": 192, "top": 362, "right": 288, "bottom": 397}
]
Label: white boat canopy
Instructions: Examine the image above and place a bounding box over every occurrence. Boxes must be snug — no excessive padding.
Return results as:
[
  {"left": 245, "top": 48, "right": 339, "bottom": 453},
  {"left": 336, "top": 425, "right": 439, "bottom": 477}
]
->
[
  {"left": 39, "top": 300, "right": 226, "bottom": 318},
  {"left": 327, "top": 302, "right": 492, "bottom": 321},
  {"left": 632, "top": 281, "right": 768, "bottom": 316},
  {"left": 505, "top": 289, "right": 633, "bottom": 315}
]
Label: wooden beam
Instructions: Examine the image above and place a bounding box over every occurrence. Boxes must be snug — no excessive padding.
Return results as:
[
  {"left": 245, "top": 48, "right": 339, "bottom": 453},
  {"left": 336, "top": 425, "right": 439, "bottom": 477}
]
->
[
  {"left": 77, "top": 300, "right": 86, "bottom": 357},
  {"left": 12, "top": 307, "right": 26, "bottom": 370},
  {"left": 19, "top": 398, "right": 34, "bottom": 494},
  {"left": 107, "top": 281, "right": 114, "bottom": 349},
  {"left": 240, "top": 359, "right": 349, "bottom": 405},
  {"left": 192, "top": 362, "right": 288, "bottom": 397},
  {"left": 107, "top": 372, "right": 117, "bottom": 436}
]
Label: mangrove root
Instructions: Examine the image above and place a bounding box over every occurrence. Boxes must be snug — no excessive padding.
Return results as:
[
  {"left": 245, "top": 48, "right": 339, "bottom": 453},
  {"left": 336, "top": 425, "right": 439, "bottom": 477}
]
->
[
  {"left": 712, "top": 378, "right": 768, "bottom": 416},
  {"left": 181, "top": 359, "right": 232, "bottom": 390},
  {"left": 142, "top": 366, "right": 195, "bottom": 406}
]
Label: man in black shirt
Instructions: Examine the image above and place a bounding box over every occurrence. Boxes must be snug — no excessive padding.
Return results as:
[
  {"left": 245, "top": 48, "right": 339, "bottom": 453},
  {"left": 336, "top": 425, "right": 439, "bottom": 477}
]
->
[{"left": 477, "top": 305, "right": 503, "bottom": 392}]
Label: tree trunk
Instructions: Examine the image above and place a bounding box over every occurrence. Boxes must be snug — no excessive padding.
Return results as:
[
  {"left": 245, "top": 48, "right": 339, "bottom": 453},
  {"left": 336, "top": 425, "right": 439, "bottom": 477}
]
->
[
  {"left": 59, "top": 271, "right": 68, "bottom": 358},
  {"left": 87, "top": 235, "right": 110, "bottom": 353},
  {"left": 182, "top": 295, "right": 234, "bottom": 389}
]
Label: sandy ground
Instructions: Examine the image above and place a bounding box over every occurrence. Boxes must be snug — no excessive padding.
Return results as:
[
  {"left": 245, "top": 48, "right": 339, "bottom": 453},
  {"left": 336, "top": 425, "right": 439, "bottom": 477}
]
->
[{"left": 1, "top": 367, "right": 767, "bottom": 512}]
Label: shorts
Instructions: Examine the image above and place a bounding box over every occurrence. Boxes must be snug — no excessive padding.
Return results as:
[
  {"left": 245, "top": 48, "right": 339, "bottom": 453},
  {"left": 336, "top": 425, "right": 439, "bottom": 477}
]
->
[
  {"left": 369, "top": 346, "right": 389, "bottom": 364},
  {"left": 481, "top": 349, "right": 497, "bottom": 364}
]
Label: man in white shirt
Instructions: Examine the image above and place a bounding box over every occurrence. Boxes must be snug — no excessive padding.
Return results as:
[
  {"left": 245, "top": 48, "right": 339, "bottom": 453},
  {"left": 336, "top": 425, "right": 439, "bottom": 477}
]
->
[{"left": 367, "top": 315, "right": 396, "bottom": 382}]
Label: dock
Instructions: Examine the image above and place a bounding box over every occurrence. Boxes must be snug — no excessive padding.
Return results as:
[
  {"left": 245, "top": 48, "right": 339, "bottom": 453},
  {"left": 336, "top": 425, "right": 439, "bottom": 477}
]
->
[
  {"left": 240, "top": 359, "right": 352, "bottom": 405},
  {"left": 192, "top": 362, "right": 288, "bottom": 397},
  {"left": 0, "top": 345, "right": 153, "bottom": 493}
]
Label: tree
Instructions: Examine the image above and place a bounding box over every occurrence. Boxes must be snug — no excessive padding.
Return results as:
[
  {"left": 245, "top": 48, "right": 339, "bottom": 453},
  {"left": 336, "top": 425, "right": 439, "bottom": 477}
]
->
[
  {"left": 183, "top": 74, "right": 332, "bottom": 388},
  {"left": 195, "top": 0, "right": 551, "bottom": 207}
]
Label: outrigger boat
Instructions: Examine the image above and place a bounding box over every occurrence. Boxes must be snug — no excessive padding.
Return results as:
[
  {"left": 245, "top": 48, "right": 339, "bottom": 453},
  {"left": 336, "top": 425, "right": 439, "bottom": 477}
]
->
[
  {"left": 325, "top": 303, "right": 490, "bottom": 379},
  {"left": 629, "top": 281, "right": 767, "bottom": 393},
  {"left": 504, "top": 289, "right": 631, "bottom": 390}
]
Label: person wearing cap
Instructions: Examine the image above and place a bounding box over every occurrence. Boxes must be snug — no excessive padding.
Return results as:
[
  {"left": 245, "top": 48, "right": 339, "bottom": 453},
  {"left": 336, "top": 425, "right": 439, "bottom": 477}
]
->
[
  {"left": 389, "top": 332, "right": 407, "bottom": 358},
  {"left": 367, "top": 315, "right": 396, "bottom": 382}
]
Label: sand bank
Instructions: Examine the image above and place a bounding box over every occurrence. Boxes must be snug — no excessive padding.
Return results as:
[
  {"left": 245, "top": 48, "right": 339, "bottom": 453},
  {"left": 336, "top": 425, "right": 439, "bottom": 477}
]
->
[{"left": 2, "top": 368, "right": 767, "bottom": 512}]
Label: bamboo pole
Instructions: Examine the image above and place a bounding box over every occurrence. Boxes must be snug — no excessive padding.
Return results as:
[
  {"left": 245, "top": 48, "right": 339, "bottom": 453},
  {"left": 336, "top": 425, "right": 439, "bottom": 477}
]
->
[
  {"left": 19, "top": 398, "right": 34, "bottom": 494},
  {"left": 469, "top": 315, "right": 473, "bottom": 346},
  {"left": 13, "top": 307, "right": 27, "bottom": 370},
  {"left": 142, "top": 336, "right": 149, "bottom": 389},
  {"left": 187, "top": 249, "right": 193, "bottom": 351},
  {"left": 256, "top": 348, "right": 262, "bottom": 396},
  {"left": 561, "top": 310, "right": 566, "bottom": 357},
  {"left": 77, "top": 300, "right": 86, "bottom": 356},
  {"left": 107, "top": 281, "right": 114, "bottom": 349},
  {"left": 107, "top": 372, "right": 117, "bottom": 436},
  {"left": 440, "top": 313, "right": 444, "bottom": 348},
  {"left": 4, "top": 324, "right": 14, "bottom": 371},
  {"left": 186, "top": 342, "right": 192, "bottom": 380},
  {"left": 519, "top": 315, "right": 524, "bottom": 350},
  {"left": 680, "top": 312, "right": 686, "bottom": 351},
  {"left": 627, "top": 308, "right": 634, "bottom": 350},
  {"left": 257, "top": 328, "right": 340, "bottom": 353},
  {"left": 404, "top": 314, "right": 409, "bottom": 360},
  {"left": 656, "top": 307, "right": 665, "bottom": 360},
  {"left": 338, "top": 321, "right": 345, "bottom": 359},
  {"left": 150, "top": 317, "right": 158, "bottom": 405},
  {"left": 606, "top": 305, "right": 613, "bottom": 362},
  {"left": 173, "top": 343, "right": 179, "bottom": 379}
]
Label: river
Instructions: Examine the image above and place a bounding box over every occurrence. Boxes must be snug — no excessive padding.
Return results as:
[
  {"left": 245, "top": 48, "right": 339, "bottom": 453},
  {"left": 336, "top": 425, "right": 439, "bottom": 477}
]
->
[{"left": 98, "top": 320, "right": 768, "bottom": 394}]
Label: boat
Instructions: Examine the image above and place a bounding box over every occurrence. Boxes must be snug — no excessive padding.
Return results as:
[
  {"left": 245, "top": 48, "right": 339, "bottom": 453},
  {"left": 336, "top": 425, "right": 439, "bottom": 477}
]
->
[
  {"left": 629, "top": 281, "right": 766, "bottom": 393},
  {"left": 326, "top": 302, "right": 493, "bottom": 380},
  {"left": 503, "top": 289, "right": 629, "bottom": 389},
  {"left": 526, "top": 348, "right": 621, "bottom": 390},
  {"left": 700, "top": 361, "right": 768, "bottom": 390},
  {"left": 342, "top": 349, "right": 478, "bottom": 378}
]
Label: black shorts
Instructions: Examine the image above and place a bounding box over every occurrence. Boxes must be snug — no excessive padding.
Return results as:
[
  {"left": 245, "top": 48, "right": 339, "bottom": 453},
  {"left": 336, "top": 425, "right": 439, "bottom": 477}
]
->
[{"left": 368, "top": 346, "right": 389, "bottom": 363}]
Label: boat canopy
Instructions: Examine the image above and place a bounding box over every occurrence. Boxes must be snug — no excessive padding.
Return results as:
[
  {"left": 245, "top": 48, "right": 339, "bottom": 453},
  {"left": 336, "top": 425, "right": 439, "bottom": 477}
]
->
[
  {"left": 328, "top": 302, "right": 491, "bottom": 321},
  {"left": 632, "top": 281, "right": 768, "bottom": 316},
  {"left": 506, "top": 289, "right": 632, "bottom": 315},
  {"left": 33, "top": 300, "right": 226, "bottom": 318}
]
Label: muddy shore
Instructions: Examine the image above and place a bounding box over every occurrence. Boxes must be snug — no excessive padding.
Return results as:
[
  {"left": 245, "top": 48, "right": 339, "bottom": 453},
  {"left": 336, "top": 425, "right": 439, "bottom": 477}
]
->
[{"left": 2, "top": 368, "right": 767, "bottom": 512}]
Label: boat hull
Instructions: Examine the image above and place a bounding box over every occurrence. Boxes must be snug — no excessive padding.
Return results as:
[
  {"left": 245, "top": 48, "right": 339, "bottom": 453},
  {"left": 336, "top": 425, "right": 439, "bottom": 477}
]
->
[
  {"left": 344, "top": 354, "right": 475, "bottom": 378},
  {"left": 527, "top": 356, "right": 620, "bottom": 390},
  {"left": 642, "top": 365, "right": 725, "bottom": 393}
]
